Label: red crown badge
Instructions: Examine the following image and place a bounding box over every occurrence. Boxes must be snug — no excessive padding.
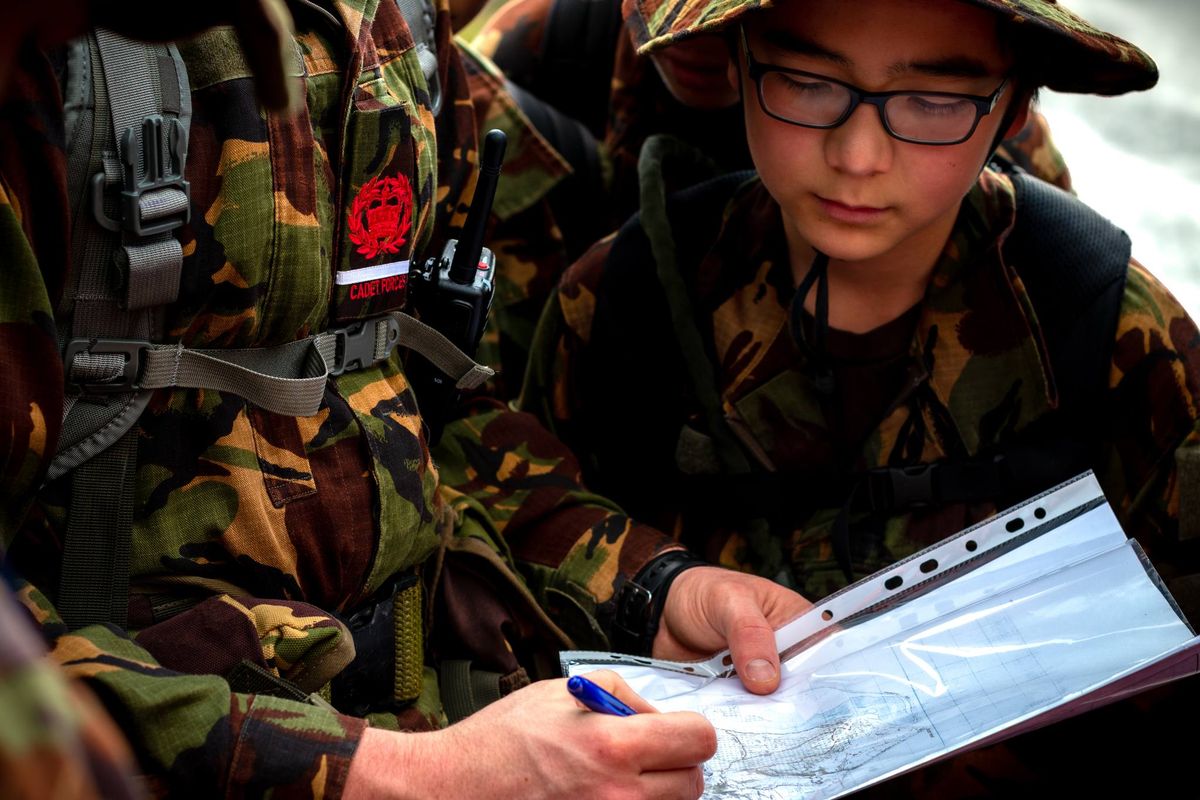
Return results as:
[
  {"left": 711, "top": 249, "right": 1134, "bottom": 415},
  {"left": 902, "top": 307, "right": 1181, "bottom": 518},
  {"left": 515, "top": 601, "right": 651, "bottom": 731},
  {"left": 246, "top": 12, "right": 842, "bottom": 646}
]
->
[{"left": 348, "top": 173, "right": 414, "bottom": 260}]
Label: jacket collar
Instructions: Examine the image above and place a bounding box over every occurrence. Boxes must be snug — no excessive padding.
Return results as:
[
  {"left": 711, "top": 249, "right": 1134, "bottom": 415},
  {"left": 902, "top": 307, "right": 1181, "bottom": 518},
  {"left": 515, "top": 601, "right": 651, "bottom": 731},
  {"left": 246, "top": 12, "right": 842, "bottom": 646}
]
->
[{"left": 706, "top": 169, "right": 1057, "bottom": 460}]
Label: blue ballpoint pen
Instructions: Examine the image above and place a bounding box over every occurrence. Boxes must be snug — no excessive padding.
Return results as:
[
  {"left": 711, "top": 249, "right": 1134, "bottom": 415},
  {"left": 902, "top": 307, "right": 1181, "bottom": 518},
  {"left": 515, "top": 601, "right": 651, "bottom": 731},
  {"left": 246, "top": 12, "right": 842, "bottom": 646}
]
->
[{"left": 567, "top": 675, "right": 638, "bottom": 716}]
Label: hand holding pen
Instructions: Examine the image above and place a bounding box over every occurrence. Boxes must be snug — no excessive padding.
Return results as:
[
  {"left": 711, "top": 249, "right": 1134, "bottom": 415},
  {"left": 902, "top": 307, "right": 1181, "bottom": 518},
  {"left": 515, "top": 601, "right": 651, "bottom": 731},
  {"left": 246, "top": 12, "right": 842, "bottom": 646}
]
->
[
  {"left": 371, "top": 669, "right": 714, "bottom": 799},
  {"left": 568, "top": 674, "right": 640, "bottom": 716}
]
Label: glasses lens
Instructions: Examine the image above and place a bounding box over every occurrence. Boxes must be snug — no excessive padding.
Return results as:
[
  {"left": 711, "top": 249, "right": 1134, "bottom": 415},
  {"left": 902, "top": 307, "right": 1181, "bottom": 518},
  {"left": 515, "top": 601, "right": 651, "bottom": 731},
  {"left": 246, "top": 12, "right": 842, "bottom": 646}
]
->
[
  {"left": 759, "top": 72, "right": 852, "bottom": 126},
  {"left": 884, "top": 94, "right": 978, "bottom": 144}
]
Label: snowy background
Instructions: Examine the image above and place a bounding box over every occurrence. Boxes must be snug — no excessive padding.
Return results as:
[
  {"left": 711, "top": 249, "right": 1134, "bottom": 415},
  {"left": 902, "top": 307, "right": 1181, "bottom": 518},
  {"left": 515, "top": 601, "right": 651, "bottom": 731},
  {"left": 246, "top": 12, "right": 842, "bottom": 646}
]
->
[{"left": 1036, "top": 0, "right": 1200, "bottom": 315}]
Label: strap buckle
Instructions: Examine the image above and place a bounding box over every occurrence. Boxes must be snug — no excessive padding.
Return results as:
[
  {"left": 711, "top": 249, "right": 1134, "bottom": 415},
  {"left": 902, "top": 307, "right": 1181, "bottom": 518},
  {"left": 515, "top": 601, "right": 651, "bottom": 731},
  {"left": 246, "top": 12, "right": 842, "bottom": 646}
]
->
[
  {"left": 92, "top": 115, "right": 191, "bottom": 237},
  {"left": 613, "top": 579, "right": 654, "bottom": 631},
  {"left": 610, "top": 550, "right": 707, "bottom": 656},
  {"left": 330, "top": 316, "right": 400, "bottom": 376},
  {"left": 63, "top": 338, "right": 150, "bottom": 392}
]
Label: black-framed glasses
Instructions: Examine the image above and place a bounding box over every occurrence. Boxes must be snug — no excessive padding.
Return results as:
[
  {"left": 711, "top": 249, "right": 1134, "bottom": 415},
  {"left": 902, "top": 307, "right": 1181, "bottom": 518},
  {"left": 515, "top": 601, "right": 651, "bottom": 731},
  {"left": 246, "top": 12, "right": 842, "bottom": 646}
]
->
[{"left": 739, "top": 27, "right": 1009, "bottom": 146}]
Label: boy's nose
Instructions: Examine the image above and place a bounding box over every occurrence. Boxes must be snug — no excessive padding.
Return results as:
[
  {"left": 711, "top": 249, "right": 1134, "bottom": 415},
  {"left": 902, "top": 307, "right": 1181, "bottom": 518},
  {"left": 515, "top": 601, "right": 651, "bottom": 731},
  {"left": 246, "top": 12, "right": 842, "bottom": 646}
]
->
[{"left": 824, "top": 103, "right": 893, "bottom": 177}]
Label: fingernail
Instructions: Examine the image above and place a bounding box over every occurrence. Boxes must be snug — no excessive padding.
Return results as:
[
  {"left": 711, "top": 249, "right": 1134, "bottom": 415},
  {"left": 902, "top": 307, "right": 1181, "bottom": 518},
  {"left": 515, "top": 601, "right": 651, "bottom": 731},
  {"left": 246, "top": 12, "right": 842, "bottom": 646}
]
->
[{"left": 745, "top": 659, "right": 776, "bottom": 683}]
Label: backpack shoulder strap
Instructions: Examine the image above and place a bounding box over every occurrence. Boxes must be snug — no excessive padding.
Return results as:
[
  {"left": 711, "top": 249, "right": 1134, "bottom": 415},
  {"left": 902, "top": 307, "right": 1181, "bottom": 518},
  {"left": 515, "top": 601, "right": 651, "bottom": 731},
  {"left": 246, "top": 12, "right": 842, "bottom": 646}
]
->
[
  {"left": 1006, "top": 171, "right": 1130, "bottom": 410},
  {"left": 55, "top": 30, "right": 192, "bottom": 481},
  {"left": 873, "top": 173, "right": 1131, "bottom": 515},
  {"left": 501, "top": 77, "right": 609, "bottom": 259},
  {"left": 633, "top": 136, "right": 755, "bottom": 474},
  {"left": 54, "top": 30, "right": 192, "bottom": 629},
  {"left": 582, "top": 136, "right": 752, "bottom": 507}
]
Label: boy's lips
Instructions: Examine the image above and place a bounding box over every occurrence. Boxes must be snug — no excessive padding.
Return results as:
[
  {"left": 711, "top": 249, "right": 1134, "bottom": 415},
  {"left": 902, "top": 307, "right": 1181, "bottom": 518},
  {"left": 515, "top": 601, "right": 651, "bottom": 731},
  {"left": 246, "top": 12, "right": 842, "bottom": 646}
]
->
[{"left": 816, "top": 195, "right": 889, "bottom": 224}]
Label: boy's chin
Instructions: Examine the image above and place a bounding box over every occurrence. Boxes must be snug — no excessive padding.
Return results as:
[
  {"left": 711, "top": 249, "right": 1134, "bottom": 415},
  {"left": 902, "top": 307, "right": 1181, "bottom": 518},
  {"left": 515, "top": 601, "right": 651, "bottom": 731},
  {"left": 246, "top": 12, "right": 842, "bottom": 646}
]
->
[{"left": 797, "top": 227, "right": 899, "bottom": 265}]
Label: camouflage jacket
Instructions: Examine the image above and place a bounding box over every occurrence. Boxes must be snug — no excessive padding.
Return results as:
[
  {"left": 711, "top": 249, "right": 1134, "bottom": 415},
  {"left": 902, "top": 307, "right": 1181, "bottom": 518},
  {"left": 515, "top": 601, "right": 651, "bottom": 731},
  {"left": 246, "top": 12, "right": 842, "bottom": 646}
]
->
[
  {"left": 0, "top": 571, "right": 142, "bottom": 800},
  {"left": 0, "top": 1, "right": 675, "bottom": 796},
  {"left": 521, "top": 168, "right": 1200, "bottom": 615},
  {"left": 465, "top": 0, "right": 1072, "bottom": 397}
]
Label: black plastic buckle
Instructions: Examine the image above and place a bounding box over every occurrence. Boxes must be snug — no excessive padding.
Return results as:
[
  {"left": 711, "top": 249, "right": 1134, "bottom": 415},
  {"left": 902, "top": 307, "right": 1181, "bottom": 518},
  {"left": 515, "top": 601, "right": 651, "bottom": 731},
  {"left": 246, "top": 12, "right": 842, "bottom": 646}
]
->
[
  {"left": 610, "top": 578, "right": 653, "bottom": 653},
  {"left": 63, "top": 338, "right": 150, "bottom": 392},
  {"left": 865, "top": 464, "right": 937, "bottom": 511},
  {"left": 614, "top": 579, "right": 654, "bottom": 630},
  {"left": 92, "top": 115, "right": 191, "bottom": 237},
  {"left": 330, "top": 316, "right": 400, "bottom": 376}
]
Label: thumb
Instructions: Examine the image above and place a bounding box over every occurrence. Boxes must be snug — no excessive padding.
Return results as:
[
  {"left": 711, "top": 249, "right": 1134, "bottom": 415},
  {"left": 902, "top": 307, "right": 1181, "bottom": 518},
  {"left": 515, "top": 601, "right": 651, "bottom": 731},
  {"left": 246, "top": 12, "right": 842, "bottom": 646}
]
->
[{"left": 720, "top": 594, "right": 782, "bottom": 695}]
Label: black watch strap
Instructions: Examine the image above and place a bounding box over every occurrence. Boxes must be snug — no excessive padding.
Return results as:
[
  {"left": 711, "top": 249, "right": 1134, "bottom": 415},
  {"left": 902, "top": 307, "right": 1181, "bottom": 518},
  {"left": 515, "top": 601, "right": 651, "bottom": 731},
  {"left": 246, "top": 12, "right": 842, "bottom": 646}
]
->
[{"left": 610, "top": 549, "right": 707, "bottom": 656}]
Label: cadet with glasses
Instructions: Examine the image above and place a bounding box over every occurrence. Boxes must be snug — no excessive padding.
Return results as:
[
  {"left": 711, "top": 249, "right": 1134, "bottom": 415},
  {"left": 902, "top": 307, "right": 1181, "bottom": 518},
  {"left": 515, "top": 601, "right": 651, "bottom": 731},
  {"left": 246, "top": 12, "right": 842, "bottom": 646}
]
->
[
  {"left": 460, "top": 0, "right": 1071, "bottom": 398},
  {"left": 521, "top": 0, "right": 1200, "bottom": 792}
]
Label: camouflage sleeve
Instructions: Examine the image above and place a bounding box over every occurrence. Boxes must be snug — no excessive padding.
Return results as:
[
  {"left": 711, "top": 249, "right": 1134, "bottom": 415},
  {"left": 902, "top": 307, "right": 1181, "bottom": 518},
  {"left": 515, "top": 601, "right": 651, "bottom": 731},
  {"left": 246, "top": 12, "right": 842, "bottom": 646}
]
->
[
  {"left": 470, "top": 0, "right": 554, "bottom": 64},
  {"left": 1100, "top": 259, "right": 1200, "bottom": 617},
  {"left": 15, "top": 582, "right": 367, "bottom": 798},
  {"left": 0, "top": 178, "right": 62, "bottom": 549},
  {"left": 433, "top": 393, "right": 681, "bottom": 651},
  {"left": 0, "top": 573, "right": 142, "bottom": 800},
  {"left": 515, "top": 235, "right": 616, "bottom": 444}
]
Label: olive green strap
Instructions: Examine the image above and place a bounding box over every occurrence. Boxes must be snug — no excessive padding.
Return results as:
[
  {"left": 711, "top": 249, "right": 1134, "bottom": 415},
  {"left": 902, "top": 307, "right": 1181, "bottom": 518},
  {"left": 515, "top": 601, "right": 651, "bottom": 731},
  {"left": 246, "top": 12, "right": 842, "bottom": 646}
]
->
[
  {"left": 636, "top": 136, "right": 784, "bottom": 579},
  {"left": 439, "top": 659, "right": 504, "bottom": 724},
  {"left": 1177, "top": 446, "right": 1200, "bottom": 542},
  {"left": 392, "top": 579, "right": 425, "bottom": 703},
  {"left": 58, "top": 311, "right": 494, "bottom": 453},
  {"left": 636, "top": 135, "right": 750, "bottom": 477}
]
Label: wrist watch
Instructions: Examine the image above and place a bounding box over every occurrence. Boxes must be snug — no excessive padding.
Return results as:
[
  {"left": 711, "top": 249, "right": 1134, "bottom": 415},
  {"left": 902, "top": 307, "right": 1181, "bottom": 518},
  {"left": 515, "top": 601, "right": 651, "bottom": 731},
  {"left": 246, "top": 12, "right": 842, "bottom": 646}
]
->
[{"left": 610, "top": 549, "right": 707, "bottom": 656}]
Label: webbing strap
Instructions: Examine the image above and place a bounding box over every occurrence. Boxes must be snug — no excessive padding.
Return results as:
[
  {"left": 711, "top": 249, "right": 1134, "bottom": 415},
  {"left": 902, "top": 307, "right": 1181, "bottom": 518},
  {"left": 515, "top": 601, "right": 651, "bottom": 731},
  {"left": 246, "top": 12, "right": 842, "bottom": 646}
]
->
[
  {"left": 59, "top": 312, "right": 494, "bottom": 424},
  {"left": 92, "top": 28, "right": 189, "bottom": 310},
  {"left": 439, "top": 659, "right": 504, "bottom": 724},
  {"left": 394, "top": 313, "right": 495, "bottom": 391},
  {"left": 120, "top": 237, "right": 185, "bottom": 308},
  {"left": 144, "top": 338, "right": 335, "bottom": 415},
  {"left": 58, "top": 430, "right": 137, "bottom": 629}
]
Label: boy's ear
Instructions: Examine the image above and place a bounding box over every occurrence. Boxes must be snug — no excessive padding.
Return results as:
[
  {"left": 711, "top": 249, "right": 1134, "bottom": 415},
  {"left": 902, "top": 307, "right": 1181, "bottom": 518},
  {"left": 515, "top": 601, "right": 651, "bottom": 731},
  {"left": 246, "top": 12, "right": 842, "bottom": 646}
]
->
[{"left": 1002, "top": 92, "right": 1034, "bottom": 139}]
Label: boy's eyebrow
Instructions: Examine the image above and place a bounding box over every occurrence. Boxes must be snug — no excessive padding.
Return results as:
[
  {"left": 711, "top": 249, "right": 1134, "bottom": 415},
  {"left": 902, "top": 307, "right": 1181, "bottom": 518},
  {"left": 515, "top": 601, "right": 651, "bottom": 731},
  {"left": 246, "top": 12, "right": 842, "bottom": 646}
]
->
[
  {"left": 759, "top": 29, "right": 851, "bottom": 67},
  {"left": 759, "top": 28, "right": 998, "bottom": 80},
  {"left": 891, "top": 56, "right": 995, "bottom": 80}
]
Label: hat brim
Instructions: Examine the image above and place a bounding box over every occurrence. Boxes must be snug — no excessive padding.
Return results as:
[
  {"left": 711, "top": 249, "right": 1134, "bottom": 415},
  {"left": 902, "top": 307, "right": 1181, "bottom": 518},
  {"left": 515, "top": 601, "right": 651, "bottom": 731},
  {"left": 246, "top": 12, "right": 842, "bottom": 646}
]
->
[{"left": 623, "top": 0, "right": 1158, "bottom": 95}]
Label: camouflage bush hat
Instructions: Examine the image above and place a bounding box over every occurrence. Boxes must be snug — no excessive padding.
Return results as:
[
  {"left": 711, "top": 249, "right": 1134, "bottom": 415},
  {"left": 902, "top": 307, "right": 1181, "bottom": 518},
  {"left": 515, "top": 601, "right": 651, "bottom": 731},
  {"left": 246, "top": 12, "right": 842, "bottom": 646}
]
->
[{"left": 621, "top": 0, "right": 1158, "bottom": 95}]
